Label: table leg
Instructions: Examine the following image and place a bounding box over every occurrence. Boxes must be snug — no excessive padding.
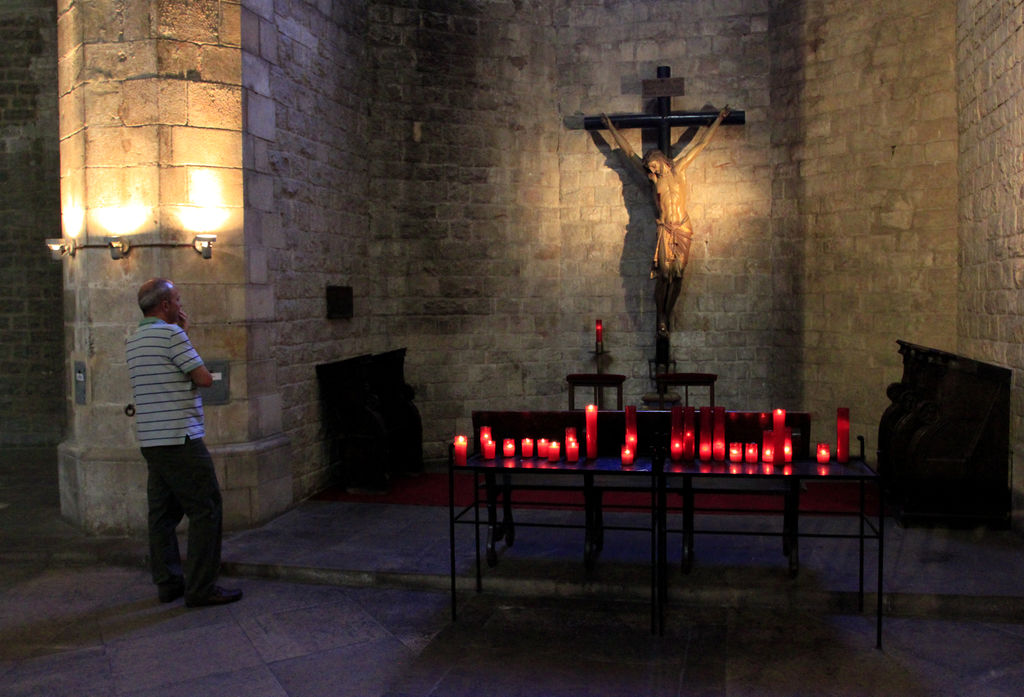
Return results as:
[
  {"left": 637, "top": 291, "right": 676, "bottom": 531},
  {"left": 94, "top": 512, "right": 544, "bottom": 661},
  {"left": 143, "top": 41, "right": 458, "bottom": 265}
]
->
[
  {"left": 502, "top": 474, "right": 515, "bottom": 547},
  {"left": 485, "top": 472, "right": 502, "bottom": 567},
  {"left": 448, "top": 448, "right": 457, "bottom": 620},
  {"left": 784, "top": 479, "right": 799, "bottom": 578},
  {"left": 584, "top": 473, "right": 601, "bottom": 572},
  {"left": 681, "top": 477, "right": 694, "bottom": 574}
]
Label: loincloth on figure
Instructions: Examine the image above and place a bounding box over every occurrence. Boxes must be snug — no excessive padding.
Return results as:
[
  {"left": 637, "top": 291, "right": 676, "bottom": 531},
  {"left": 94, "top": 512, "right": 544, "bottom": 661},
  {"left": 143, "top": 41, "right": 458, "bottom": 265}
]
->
[{"left": 651, "top": 216, "right": 693, "bottom": 279}]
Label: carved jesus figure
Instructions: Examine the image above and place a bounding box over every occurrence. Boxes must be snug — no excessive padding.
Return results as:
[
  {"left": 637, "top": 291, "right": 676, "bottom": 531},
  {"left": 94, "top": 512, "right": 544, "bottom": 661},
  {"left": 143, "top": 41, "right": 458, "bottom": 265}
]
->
[{"left": 601, "top": 106, "right": 730, "bottom": 338}]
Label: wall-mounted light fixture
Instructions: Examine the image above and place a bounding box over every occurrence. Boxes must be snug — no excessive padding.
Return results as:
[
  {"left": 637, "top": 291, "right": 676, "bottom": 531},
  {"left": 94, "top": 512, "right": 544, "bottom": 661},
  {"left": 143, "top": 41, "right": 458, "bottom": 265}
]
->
[
  {"left": 45, "top": 235, "right": 218, "bottom": 261},
  {"left": 46, "top": 238, "right": 76, "bottom": 259},
  {"left": 193, "top": 234, "right": 216, "bottom": 259},
  {"left": 107, "top": 237, "right": 131, "bottom": 260}
]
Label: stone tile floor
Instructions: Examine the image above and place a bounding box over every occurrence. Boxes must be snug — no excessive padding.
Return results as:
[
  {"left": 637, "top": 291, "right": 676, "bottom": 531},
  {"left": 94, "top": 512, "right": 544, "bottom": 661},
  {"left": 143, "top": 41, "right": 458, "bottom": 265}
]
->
[{"left": 4, "top": 448, "right": 1024, "bottom": 696}]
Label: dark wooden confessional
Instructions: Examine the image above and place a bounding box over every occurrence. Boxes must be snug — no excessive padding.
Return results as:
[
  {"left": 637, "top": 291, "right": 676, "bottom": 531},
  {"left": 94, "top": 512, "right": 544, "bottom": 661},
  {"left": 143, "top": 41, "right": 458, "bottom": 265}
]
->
[{"left": 878, "top": 340, "right": 1011, "bottom": 527}]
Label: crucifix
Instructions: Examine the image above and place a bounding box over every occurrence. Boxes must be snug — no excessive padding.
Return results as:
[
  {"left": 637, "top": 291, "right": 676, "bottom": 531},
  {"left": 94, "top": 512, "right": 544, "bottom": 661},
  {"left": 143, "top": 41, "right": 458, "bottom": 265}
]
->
[{"left": 580, "top": 66, "right": 744, "bottom": 367}]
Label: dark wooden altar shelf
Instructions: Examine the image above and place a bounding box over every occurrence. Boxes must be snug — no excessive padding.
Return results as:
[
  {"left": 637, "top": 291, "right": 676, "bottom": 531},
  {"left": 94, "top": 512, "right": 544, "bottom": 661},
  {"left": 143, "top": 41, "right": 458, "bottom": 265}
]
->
[{"left": 566, "top": 373, "right": 626, "bottom": 410}]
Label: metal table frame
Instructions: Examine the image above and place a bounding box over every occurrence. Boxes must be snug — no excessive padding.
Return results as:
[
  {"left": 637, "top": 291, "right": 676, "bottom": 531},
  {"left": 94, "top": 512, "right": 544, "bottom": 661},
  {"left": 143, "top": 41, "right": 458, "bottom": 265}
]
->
[{"left": 448, "top": 449, "right": 884, "bottom": 647}]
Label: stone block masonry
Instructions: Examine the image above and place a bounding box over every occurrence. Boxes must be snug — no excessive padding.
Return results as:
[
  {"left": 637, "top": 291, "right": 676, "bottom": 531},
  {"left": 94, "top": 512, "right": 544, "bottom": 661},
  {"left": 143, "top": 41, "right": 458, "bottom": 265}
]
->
[{"left": 0, "top": 1, "right": 64, "bottom": 445}]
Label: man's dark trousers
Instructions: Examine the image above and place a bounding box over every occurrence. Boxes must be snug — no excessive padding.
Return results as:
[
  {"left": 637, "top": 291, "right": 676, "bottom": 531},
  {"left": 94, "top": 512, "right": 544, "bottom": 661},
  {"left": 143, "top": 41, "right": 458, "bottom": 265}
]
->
[{"left": 142, "top": 436, "right": 223, "bottom": 603}]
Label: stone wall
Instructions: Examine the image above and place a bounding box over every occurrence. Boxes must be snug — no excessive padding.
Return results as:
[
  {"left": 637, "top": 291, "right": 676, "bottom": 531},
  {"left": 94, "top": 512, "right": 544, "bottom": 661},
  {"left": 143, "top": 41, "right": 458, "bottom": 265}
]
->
[
  {"left": 0, "top": 0, "right": 64, "bottom": 445},
  {"left": 243, "top": 0, "right": 376, "bottom": 497},
  {"left": 957, "top": 0, "right": 1024, "bottom": 523},
  {"left": 773, "top": 0, "right": 959, "bottom": 453}
]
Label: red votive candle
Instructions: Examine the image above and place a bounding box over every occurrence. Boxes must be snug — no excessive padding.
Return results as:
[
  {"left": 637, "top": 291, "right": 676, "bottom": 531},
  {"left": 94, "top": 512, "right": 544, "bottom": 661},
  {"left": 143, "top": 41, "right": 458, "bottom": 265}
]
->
[
  {"left": 586, "top": 404, "right": 598, "bottom": 460},
  {"left": 521, "top": 438, "right": 534, "bottom": 458},
  {"left": 565, "top": 427, "right": 576, "bottom": 443},
  {"left": 837, "top": 407, "right": 850, "bottom": 463},
  {"left": 482, "top": 437, "right": 495, "bottom": 459},
  {"left": 537, "top": 438, "right": 549, "bottom": 458},
  {"left": 745, "top": 442, "right": 758, "bottom": 463},
  {"left": 817, "top": 442, "right": 830, "bottom": 463},
  {"left": 683, "top": 406, "right": 695, "bottom": 459},
  {"left": 699, "top": 407, "right": 713, "bottom": 460},
  {"left": 548, "top": 440, "right": 560, "bottom": 462},
  {"left": 671, "top": 439, "right": 683, "bottom": 461},
  {"left": 454, "top": 435, "right": 467, "bottom": 466},
  {"left": 713, "top": 406, "right": 726, "bottom": 461},
  {"left": 762, "top": 430, "right": 774, "bottom": 463},
  {"left": 503, "top": 438, "right": 515, "bottom": 457},
  {"left": 620, "top": 444, "right": 634, "bottom": 466},
  {"left": 729, "top": 442, "right": 742, "bottom": 462},
  {"left": 566, "top": 438, "right": 579, "bottom": 462}
]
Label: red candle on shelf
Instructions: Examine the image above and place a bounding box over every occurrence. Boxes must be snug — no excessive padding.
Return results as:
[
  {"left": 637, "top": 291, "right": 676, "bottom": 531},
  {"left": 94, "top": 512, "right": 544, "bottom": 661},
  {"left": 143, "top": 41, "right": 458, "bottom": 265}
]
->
[
  {"left": 745, "top": 442, "right": 758, "bottom": 463},
  {"left": 503, "top": 438, "right": 515, "bottom": 457},
  {"left": 620, "top": 444, "right": 634, "bottom": 466},
  {"left": 482, "top": 438, "right": 495, "bottom": 459},
  {"left": 772, "top": 409, "right": 786, "bottom": 469},
  {"left": 729, "top": 442, "right": 742, "bottom": 462},
  {"left": 784, "top": 428, "right": 793, "bottom": 463},
  {"left": 548, "top": 440, "right": 560, "bottom": 462},
  {"left": 713, "top": 406, "right": 726, "bottom": 461},
  {"left": 454, "top": 435, "right": 467, "bottom": 466},
  {"left": 625, "top": 405, "right": 637, "bottom": 452},
  {"left": 521, "top": 438, "right": 534, "bottom": 458},
  {"left": 596, "top": 319, "right": 603, "bottom": 344},
  {"left": 699, "top": 407, "right": 713, "bottom": 460},
  {"left": 762, "top": 430, "right": 774, "bottom": 463},
  {"left": 586, "top": 404, "right": 598, "bottom": 460},
  {"left": 683, "top": 406, "right": 695, "bottom": 459},
  {"left": 837, "top": 407, "right": 850, "bottom": 463},
  {"left": 566, "top": 438, "right": 579, "bottom": 462},
  {"left": 537, "top": 438, "right": 549, "bottom": 458},
  {"left": 479, "top": 426, "right": 492, "bottom": 453},
  {"left": 671, "top": 439, "right": 683, "bottom": 461},
  {"left": 817, "top": 442, "right": 830, "bottom": 463}
]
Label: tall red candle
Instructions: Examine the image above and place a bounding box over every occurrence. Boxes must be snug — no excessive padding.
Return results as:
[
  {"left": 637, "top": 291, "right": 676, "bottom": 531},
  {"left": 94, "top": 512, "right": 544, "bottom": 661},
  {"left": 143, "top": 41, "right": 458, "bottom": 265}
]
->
[
  {"left": 772, "top": 409, "right": 786, "bottom": 470},
  {"left": 479, "top": 426, "right": 491, "bottom": 454},
  {"left": 762, "top": 430, "right": 774, "bottom": 463},
  {"left": 585, "top": 404, "right": 598, "bottom": 460},
  {"left": 683, "top": 406, "right": 695, "bottom": 459},
  {"left": 625, "top": 405, "right": 637, "bottom": 451},
  {"left": 699, "top": 407, "right": 713, "bottom": 460},
  {"left": 837, "top": 407, "right": 850, "bottom": 463},
  {"left": 712, "top": 406, "right": 726, "bottom": 461}
]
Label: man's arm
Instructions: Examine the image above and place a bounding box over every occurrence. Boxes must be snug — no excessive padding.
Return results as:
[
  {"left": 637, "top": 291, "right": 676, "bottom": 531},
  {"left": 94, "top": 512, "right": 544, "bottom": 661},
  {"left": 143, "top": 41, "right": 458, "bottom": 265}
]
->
[
  {"left": 189, "top": 364, "right": 214, "bottom": 388},
  {"left": 601, "top": 114, "right": 645, "bottom": 175},
  {"left": 674, "top": 105, "right": 730, "bottom": 168}
]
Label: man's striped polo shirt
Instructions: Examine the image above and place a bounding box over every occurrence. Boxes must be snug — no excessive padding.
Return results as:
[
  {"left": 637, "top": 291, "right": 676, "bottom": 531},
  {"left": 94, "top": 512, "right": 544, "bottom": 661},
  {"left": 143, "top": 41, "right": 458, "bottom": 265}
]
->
[{"left": 125, "top": 317, "right": 206, "bottom": 447}]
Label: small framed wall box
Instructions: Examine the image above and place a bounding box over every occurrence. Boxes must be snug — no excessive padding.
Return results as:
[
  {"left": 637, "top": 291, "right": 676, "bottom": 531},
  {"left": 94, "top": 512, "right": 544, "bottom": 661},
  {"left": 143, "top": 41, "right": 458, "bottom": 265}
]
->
[{"left": 326, "top": 285, "right": 353, "bottom": 319}]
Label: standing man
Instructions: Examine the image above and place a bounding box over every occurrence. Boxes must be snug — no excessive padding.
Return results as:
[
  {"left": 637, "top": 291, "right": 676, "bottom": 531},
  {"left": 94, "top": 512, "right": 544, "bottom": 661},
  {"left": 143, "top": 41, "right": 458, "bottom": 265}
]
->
[{"left": 125, "top": 278, "right": 242, "bottom": 607}]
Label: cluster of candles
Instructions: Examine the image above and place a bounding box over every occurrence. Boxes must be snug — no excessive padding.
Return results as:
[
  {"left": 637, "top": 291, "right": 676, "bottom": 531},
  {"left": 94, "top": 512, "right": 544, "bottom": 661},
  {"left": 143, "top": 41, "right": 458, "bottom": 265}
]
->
[
  {"left": 452, "top": 426, "right": 583, "bottom": 467},
  {"left": 453, "top": 406, "right": 851, "bottom": 468}
]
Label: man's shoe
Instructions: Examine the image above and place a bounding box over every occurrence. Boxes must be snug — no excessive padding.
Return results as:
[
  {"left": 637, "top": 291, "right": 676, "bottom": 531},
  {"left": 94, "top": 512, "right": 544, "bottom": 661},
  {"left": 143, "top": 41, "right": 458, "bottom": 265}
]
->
[
  {"left": 158, "top": 584, "right": 185, "bottom": 603},
  {"left": 185, "top": 586, "right": 243, "bottom": 608}
]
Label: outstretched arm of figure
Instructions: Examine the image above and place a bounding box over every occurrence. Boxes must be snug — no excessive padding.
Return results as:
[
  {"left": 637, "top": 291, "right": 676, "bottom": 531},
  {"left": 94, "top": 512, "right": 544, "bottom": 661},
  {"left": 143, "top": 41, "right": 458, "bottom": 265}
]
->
[
  {"left": 674, "top": 105, "right": 730, "bottom": 169},
  {"left": 601, "top": 114, "right": 645, "bottom": 175}
]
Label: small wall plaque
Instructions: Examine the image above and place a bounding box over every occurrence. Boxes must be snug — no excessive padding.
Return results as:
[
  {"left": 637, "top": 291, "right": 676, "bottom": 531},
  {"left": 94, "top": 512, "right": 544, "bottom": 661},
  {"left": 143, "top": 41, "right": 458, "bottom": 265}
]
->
[{"left": 326, "top": 285, "right": 353, "bottom": 319}]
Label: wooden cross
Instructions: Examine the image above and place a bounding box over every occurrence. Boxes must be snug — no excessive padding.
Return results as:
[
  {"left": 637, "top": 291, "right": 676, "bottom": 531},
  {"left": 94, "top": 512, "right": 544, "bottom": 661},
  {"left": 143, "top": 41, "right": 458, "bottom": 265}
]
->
[{"left": 582, "top": 66, "right": 744, "bottom": 155}]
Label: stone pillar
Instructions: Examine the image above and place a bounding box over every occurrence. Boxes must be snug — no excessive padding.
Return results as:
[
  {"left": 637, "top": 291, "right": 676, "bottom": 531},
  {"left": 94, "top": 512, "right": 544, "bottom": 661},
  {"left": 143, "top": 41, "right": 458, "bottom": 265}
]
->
[{"left": 55, "top": 0, "right": 290, "bottom": 533}]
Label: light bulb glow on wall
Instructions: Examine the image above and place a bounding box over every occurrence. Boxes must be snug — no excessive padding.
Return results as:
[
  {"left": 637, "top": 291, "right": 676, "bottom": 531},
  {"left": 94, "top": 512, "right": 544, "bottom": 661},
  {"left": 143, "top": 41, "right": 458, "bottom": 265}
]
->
[
  {"left": 177, "top": 168, "right": 231, "bottom": 233},
  {"left": 93, "top": 205, "right": 152, "bottom": 237}
]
